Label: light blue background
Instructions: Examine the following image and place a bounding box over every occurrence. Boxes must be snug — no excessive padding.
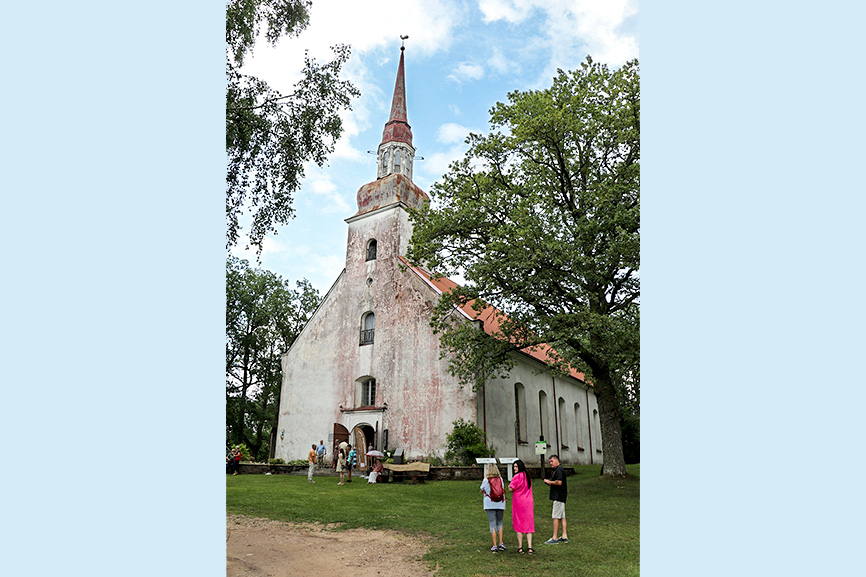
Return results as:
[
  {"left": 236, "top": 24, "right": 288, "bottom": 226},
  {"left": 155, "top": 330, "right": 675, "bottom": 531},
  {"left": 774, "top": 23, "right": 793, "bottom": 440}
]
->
[
  {"left": 2, "top": 2, "right": 224, "bottom": 574},
  {"left": 642, "top": 1, "right": 865, "bottom": 575},
  {"left": 3, "top": 1, "right": 865, "bottom": 575}
]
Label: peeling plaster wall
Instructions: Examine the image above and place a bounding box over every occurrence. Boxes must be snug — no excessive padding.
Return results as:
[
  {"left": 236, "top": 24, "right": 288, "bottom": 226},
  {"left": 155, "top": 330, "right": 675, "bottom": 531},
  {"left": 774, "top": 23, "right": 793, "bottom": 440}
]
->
[{"left": 275, "top": 203, "right": 476, "bottom": 462}]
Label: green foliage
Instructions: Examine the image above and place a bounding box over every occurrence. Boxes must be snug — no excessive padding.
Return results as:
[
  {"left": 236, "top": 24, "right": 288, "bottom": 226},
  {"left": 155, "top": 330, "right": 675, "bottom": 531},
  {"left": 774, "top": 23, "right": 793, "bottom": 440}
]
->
[
  {"left": 229, "top": 443, "right": 252, "bottom": 462},
  {"left": 226, "top": 256, "right": 322, "bottom": 461},
  {"left": 407, "top": 56, "right": 639, "bottom": 476},
  {"left": 444, "top": 419, "right": 494, "bottom": 465},
  {"left": 226, "top": 0, "right": 360, "bottom": 253},
  {"left": 423, "top": 453, "right": 443, "bottom": 466},
  {"left": 268, "top": 458, "right": 285, "bottom": 464},
  {"left": 227, "top": 464, "right": 640, "bottom": 577},
  {"left": 285, "top": 459, "right": 308, "bottom": 466}
]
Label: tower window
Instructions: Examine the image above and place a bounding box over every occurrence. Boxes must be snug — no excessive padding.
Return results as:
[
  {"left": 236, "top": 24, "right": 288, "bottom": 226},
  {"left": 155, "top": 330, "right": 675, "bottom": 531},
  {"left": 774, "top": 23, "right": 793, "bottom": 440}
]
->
[
  {"left": 360, "top": 312, "right": 375, "bottom": 345},
  {"left": 362, "top": 378, "right": 376, "bottom": 407},
  {"left": 366, "top": 239, "right": 377, "bottom": 261},
  {"left": 393, "top": 149, "right": 402, "bottom": 172}
]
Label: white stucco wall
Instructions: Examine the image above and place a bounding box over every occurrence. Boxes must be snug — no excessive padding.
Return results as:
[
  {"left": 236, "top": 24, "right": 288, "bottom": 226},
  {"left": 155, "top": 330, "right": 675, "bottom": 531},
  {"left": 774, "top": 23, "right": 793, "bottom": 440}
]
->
[{"left": 476, "top": 354, "right": 603, "bottom": 466}]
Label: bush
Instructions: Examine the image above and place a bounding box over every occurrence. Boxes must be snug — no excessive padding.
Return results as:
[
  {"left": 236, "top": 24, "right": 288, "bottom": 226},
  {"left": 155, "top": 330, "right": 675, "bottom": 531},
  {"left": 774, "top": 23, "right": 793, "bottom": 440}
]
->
[
  {"left": 444, "top": 419, "right": 494, "bottom": 465},
  {"left": 286, "top": 459, "right": 308, "bottom": 466},
  {"left": 268, "top": 458, "right": 285, "bottom": 465}
]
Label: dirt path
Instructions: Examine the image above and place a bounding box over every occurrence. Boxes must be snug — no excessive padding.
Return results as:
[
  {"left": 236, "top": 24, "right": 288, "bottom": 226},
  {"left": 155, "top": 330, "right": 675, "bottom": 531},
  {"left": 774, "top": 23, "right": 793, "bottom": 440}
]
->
[{"left": 226, "top": 515, "right": 437, "bottom": 577}]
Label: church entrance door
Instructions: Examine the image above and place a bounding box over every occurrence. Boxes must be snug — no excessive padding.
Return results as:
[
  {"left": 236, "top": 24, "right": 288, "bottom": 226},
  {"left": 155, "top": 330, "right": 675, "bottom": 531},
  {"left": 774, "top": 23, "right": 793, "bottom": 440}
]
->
[{"left": 333, "top": 423, "right": 349, "bottom": 460}]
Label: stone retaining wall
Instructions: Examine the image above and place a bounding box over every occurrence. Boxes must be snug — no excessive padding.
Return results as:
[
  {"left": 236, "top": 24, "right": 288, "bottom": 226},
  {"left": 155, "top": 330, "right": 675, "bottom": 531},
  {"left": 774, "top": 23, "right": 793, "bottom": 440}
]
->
[{"left": 233, "top": 463, "right": 575, "bottom": 479}]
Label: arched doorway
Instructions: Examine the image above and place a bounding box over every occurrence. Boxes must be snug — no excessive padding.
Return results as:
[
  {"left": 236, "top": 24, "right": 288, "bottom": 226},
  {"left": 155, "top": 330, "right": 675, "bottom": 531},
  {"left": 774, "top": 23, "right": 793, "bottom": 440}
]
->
[{"left": 352, "top": 424, "right": 377, "bottom": 470}]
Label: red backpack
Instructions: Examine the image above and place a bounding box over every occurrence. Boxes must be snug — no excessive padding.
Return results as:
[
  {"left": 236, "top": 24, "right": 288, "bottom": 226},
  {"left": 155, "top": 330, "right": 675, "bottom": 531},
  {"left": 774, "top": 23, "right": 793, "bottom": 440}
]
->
[{"left": 488, "top": 477, "right": 505, "bottom": 502}]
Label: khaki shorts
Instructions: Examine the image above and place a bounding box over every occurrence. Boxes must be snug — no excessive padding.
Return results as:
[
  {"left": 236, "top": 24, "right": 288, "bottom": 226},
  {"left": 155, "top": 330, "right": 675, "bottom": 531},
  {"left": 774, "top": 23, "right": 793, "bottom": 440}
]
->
[{"left": 552, "top": 500, "right": 566, "bottom": 519}]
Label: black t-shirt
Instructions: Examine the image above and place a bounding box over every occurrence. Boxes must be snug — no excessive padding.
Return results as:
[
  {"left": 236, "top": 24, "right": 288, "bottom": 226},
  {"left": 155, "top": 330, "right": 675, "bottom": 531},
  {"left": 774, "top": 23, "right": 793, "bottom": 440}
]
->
[{"left": 549, "top": 465, "right": 567, "bottom": 503}]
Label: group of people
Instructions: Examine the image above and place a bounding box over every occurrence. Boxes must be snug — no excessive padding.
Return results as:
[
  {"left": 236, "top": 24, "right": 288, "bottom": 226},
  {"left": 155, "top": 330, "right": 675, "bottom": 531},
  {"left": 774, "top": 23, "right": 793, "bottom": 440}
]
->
[
  {"left": 480, "top": 455, "right": 569, "bottom": 555},
  {"left": 225, "top": 446, "right": 242, "bottom": 475},
  {"left": 306, "top": 439, "right": 386, "bottom": 485}
]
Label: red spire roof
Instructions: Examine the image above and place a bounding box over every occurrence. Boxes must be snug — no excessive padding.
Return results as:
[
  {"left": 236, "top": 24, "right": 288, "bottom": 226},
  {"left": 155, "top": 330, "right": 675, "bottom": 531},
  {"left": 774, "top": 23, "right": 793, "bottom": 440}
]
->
[{"left": 381, "top": 48, "right": 413, "bottom": 147}]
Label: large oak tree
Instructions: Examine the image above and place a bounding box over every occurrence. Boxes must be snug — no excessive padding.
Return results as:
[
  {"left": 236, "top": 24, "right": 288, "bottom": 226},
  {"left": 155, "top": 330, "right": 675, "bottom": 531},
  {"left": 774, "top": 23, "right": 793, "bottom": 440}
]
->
[{"left": 407, "top": 56, "right": 639, "bottom": 476}]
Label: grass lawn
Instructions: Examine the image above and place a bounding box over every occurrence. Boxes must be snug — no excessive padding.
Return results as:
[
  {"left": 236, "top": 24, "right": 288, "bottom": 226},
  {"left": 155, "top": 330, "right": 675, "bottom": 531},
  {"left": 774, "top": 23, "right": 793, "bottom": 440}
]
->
[{"left": 227, "top": 463, "right": 639, "bottom": 577}]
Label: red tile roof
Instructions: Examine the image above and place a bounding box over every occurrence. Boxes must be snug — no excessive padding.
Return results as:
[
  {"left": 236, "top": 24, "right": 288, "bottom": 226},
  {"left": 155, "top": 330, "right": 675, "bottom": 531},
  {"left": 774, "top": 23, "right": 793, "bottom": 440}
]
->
[{"left": 399, "top": 256, "right": 585, "bottom": 383}]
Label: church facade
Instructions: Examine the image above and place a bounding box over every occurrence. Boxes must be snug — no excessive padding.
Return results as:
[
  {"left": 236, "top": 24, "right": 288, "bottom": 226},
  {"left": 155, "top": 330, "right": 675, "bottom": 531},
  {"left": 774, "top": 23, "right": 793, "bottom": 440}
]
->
[{"left": 274, "top": 47, "right": 603, "bottom": 469}]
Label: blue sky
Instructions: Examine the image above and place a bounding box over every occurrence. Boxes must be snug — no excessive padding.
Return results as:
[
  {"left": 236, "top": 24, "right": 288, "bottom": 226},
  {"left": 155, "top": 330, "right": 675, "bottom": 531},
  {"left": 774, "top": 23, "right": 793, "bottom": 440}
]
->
[{"left": 231, "top": 0, "right": 639, "bottom": 293}]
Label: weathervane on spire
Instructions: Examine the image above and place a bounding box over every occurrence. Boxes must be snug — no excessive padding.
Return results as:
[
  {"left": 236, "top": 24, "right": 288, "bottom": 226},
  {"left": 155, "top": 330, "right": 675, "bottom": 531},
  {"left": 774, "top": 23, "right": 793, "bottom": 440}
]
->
[{"left": 400, "top": 35, "right": 408, "bottom": 50}]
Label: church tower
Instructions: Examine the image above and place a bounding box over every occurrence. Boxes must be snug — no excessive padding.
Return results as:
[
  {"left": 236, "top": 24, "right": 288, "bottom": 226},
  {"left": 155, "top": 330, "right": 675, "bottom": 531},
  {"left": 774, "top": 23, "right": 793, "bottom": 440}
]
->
[{"left": 345, "top": 44, "right": 428, "bottom": 269}]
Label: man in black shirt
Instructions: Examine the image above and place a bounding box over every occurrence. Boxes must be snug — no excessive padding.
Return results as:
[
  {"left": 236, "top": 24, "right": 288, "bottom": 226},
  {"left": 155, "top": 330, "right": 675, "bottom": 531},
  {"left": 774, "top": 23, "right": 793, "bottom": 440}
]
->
[{"left": 542, "top": 454, "right": 569, "bottom": 544}]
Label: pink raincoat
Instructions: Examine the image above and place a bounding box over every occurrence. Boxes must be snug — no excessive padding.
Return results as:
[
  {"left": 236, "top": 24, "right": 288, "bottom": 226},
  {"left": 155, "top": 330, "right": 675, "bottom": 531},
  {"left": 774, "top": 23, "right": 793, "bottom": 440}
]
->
[{"left": 508, "top": 471, "right": 535, "bottom": 533}]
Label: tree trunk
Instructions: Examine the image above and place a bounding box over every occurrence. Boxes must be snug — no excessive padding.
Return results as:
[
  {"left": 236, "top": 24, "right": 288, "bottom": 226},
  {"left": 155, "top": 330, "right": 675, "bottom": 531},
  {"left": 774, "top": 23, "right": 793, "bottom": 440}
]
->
[{"left": 584, "top": 361, "right": 628, "bottom": 477}]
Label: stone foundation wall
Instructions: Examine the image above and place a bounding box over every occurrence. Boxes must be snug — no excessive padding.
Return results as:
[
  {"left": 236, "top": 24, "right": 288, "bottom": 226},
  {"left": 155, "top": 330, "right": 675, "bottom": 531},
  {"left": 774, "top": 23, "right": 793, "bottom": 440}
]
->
[{"left": 232, "top": 463, "right": 575, "bottom": 478}]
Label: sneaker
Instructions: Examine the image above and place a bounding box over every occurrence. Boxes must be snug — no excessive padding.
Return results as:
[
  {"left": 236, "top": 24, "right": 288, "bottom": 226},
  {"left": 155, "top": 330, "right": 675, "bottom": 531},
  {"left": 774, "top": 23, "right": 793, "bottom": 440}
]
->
[
  {"left": 558, "top": 538, "right": 568, "bottom": 543},
  {"left": 498, "top": 544, "right": 506, "bottom": 551},
  {"left": 491, "top": 546, "right": 498, "bottom": 553},
  {"left": 543, "top": 538, "right": 560, "bottom": 544}
]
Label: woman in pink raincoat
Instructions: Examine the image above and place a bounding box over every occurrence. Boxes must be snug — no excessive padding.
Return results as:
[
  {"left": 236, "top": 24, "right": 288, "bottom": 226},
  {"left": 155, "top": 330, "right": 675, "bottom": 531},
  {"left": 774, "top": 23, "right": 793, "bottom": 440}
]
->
[{"left": 508, "top": 459, "right": 535, "bottom": 555}]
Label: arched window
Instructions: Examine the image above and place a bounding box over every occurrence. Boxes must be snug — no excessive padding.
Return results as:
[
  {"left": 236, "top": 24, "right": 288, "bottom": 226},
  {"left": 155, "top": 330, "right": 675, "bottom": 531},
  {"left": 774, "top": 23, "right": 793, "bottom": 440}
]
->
[
  {"left": 361, "top": 378, "right": 376, "bottom": 407},
  {"left": 393, "top": 149, "right": 402, "bottom": 173},
  {"left": 539, "top": 390, "right": 549, "bottom": 443},
  {"left": 558, "top": 397, "right": 569, "bottom": 450},
  {"left": 360, "top": 312, "right": 375, "bottom": 345},
  {"left": 574, "top": 402, "right": 584, "bottom": 450},
  {"left": 354, "top": 376, "right": 377, "bottom": 408},
  {"left": 514, "top": 383, "right": 527, "bottom": 443},
  {"left": 366, "top": 239, "right": 377, "bottom": 261}
]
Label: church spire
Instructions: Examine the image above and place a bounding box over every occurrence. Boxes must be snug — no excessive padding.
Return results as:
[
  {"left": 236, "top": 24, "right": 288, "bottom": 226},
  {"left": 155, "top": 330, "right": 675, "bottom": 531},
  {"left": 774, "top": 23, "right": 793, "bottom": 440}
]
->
[
  {"left": 380, "top": 44, "right": 413, "bottom": 147},
  {"left": 376, "top": 40, "right": 415, "bottom": 180},
  {"left": 354, "top": 40, "right": 427, "bottom": 217}
]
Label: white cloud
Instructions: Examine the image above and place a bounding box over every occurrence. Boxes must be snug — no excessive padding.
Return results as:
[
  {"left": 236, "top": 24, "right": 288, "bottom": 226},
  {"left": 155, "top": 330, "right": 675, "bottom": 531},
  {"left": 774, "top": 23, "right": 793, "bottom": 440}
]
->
[
  {"left": 418, "top": 143, "right": 470, "bottom": 186},
  {"left": 487, "top": 47, "right": 511, "bottom": 75},
  {"left": 303, "top": 167, "right": 351, "bottom": 215},
  {"left": 448, "top": 104, "right": 462, "bottom": 117},
  {"left": 448, "top": 62, "right": 485, "bottom": 84},
  {"left": 553, "top": 0, "right": 639, "bottom": 66},
  {"left": 246, "top": 0, "right": 463, "bottom": 68},
  {"left": 475, "top": 0, "right": 638, "bottom": 79},
  {"left": 437, "top": 123, "right": 472, "bottom": 145},
  {"left": 479, "top": 0, "right": 535, "bottom": 23}
]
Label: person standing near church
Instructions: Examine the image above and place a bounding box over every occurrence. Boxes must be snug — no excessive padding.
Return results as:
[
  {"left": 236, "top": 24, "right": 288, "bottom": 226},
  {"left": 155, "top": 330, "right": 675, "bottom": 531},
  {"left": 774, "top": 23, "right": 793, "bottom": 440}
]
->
[
  {"left": 336, "top": 446, "right": 347, "bottom": 485},
  {"left": 543, "top": 454, "right": 569, "bottom": 544},
  {"left": 316, "top": 439, "right": 327, "bottom": 467},
  {"left": 508, "top": 459, "right": 535, "bottom": 555},
  {"left": 346, "top": 444, "right": 356, "bottom": 482},
  {"left": 307, "top": 444, "right": 317, "bottom": 483}
]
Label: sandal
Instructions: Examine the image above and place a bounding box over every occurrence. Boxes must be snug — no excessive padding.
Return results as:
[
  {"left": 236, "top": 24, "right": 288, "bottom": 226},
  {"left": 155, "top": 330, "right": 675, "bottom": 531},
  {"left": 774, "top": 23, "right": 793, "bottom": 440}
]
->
[
  {"left": 518, "top": 547, "right": 525, "bottom": 554},
  {"left": 528, "top": 548, "right": 535, "bottom": 555}
]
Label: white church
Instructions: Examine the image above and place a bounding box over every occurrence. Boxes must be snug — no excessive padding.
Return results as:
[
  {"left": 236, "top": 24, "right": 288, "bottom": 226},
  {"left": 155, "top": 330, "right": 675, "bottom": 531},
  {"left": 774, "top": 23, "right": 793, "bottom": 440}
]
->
[{"left": 274, "top": 46, "right": 603, "bottom": 470}]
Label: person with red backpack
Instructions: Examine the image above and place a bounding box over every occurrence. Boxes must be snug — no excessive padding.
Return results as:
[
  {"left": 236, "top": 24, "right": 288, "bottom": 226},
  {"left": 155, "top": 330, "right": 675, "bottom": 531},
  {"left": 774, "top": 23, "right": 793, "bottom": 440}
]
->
[{"left": 480, "top": 463, "right": 507, "bottom": 552}]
